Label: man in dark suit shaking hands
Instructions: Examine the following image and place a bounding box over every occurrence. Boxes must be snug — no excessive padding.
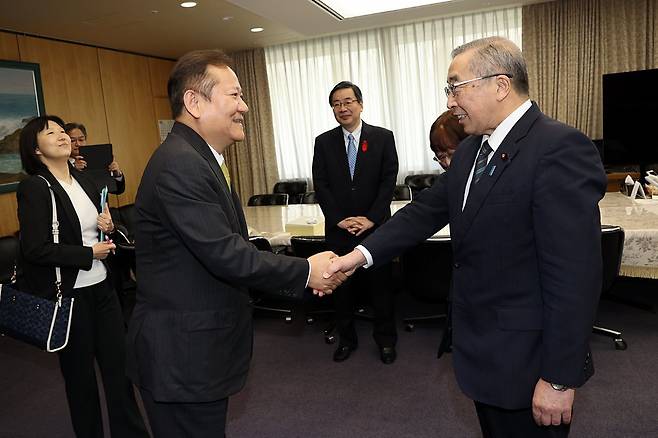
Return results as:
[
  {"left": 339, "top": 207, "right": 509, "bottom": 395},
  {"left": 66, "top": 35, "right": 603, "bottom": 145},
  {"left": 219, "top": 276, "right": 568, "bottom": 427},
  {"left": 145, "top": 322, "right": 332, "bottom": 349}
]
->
[
  {"left": 312, "top": 81, "right": 399, "bottom": 364},
  {"left": 126, "top": 50, "right": 345, "bottom": 438},
  {"left": 326, "top": 37, "right": 606, "bottom": 437}
]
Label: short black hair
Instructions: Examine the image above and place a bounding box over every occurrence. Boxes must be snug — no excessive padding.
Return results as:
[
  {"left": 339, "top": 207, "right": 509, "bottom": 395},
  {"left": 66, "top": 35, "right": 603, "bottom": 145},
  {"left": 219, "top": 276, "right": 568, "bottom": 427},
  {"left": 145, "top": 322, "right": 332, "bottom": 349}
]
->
[
  {"left": 63, "top": 122, "right": 87, "bottom": 137},
  {"left": 328, "top": 81, "right": 363, "bottom": 106},
  {"left": 19, "top": 115, "right": 67, "bottom": 175}
]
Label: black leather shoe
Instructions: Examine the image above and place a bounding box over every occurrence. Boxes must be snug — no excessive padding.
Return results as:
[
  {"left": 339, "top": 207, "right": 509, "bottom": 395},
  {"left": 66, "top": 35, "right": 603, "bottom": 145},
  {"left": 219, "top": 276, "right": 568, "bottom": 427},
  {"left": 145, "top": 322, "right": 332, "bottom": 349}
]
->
[
  {"left": 380, "top": 346, "right": 397, "bottom": 364},
  {"left": 333, "top": 345, "right": 355, "bottom": 362}
]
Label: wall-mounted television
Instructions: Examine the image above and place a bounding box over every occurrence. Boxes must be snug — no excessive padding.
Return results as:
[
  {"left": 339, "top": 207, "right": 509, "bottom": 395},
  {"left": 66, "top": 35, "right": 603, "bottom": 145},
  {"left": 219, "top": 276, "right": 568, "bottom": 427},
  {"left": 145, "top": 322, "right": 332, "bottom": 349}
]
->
[{"left": 602, "top": 68, "right": 658, "bottom": 179}]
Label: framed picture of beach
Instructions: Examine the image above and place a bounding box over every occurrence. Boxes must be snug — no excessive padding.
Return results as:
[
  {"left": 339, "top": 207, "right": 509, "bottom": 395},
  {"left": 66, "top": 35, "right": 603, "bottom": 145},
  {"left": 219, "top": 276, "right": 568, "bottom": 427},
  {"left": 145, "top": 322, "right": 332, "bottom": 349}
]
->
[{"left": 0, "top": 60, "right": 45, "bottom": 193}]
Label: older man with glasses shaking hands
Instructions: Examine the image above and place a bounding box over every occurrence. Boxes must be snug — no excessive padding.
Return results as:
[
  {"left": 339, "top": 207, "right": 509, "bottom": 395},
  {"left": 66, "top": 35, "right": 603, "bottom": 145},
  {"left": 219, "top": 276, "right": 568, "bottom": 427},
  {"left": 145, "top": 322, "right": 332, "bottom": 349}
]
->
[{"left": 325, "top": 37, "right": 606, "bottom": 437}]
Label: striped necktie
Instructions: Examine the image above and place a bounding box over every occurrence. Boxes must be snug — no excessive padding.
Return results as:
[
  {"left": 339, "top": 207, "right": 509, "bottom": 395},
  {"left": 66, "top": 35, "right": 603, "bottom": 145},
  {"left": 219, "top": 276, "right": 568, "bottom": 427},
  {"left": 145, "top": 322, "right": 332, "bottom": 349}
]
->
[
  {"left": 470, "top": 140, "right": 492, "bottom": 187},
  {"left": 347, "top": 133, "right": 357, "bottom": 179},
  {"left": 220, "top": 161, "right": 231, "bottom": 192}
]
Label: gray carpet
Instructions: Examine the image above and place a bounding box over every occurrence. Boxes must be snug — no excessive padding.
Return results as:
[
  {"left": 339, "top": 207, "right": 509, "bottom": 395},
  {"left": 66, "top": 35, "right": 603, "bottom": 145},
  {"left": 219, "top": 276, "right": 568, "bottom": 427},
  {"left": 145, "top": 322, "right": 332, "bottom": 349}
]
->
[{"left": 1, "top": 277, "right": 657, "bottom": 437}]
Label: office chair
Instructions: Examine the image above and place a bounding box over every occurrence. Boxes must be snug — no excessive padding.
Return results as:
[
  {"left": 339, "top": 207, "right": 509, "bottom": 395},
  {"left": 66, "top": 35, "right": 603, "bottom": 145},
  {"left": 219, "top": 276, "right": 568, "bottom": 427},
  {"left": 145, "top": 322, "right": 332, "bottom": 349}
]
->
[
  {"left": 289, "top": 236, "right": 337, "bottom": 343},
  {"left": 593, "top": 225, "right": 627, "bottom": 350},
  {"left": 404, "top": 173, "right": 437, "bottom": 197},
  {"left": 0, "top": 235, "right": 19, "bottom": 284},
  {"left": 301, "top": 191, "right": 317, "bottom": 204},
  {"left": 247, "top": 193, "right": 289, "bottom": 206},
  {"left": 273, "top": 179, "right": 308, "bottom": 204},
  {"left": 392, "top": 184, "right": 412, "bottom": 201},
  {"left": 249, "top": 236, "right": 295, "bottom": 323},
  {"left": 401, "top": 235, "right": 453, "bottom": 357}
]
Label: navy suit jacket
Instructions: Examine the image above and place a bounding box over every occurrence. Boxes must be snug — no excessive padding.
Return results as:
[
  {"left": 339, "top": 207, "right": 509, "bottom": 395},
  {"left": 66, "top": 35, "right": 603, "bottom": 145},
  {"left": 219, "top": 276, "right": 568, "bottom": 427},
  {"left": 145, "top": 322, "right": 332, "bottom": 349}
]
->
[
  {"left": 126, "top": 122, "right": 309, "bottom": 403},
  {"left": 312, "top": 122, "right": 398, "bottom": 252},
  {"left": 362, "top": 103, "right": 607, "bottom": 409}
]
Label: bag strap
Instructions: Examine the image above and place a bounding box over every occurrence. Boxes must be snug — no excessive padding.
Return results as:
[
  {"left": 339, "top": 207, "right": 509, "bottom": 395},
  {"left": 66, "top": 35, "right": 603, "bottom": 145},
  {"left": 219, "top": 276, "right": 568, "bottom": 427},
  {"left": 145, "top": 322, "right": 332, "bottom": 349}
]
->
[{"left": 36, "top": 175, "right": 63, "bottom": 305}]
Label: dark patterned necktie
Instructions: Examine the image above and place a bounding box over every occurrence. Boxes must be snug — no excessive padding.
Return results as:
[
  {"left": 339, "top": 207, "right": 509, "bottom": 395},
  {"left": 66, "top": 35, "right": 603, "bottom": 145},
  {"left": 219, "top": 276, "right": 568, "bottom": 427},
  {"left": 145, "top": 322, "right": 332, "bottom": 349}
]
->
[
  {"left": 471, "top": 140, "right": 492, "bottom": 186},
  {"left": 347, "top": 133, "right": 357, "bottom": 179}
]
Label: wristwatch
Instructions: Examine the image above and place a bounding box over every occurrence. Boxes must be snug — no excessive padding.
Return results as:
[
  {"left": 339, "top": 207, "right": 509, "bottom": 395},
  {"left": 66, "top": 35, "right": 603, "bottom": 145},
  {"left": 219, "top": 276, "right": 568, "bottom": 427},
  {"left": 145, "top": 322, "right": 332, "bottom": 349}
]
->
[{"left": 550, "top": 382, "right": 569, "bottom": 391}]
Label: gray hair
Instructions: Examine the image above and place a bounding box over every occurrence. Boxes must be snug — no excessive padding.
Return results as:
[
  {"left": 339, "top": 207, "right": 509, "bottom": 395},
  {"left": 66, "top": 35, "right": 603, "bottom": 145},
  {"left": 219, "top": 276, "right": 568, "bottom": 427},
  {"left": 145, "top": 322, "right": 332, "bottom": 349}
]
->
[{"left": 451, "top": 36, "right": 529, "bottom": 96}]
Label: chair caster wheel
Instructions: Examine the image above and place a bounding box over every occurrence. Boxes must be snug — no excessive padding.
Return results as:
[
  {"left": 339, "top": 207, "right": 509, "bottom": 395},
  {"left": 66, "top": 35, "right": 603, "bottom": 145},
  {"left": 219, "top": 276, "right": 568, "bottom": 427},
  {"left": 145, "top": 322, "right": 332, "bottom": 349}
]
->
[
  {"left": 405, "top": 323, "right": 415, "bottom": 332},
  {"left": 306, "top": 317, "right": 315, "bottom": 325},
  {"left": 325, "top": 334, "right": 336, "bottom": 344},
  {"left": 614, "top": 338, "right": 627, "bottom": 350},
  {"left": 284, "top": 316, "right": 293, "bottom": 324}
]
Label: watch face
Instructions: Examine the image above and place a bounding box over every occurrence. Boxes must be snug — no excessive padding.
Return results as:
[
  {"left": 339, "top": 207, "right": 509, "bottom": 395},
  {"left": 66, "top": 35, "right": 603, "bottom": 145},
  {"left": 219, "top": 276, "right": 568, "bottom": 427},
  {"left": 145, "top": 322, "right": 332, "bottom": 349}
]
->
[{"left": 550, "top": 383, "right": 568, "bottom": 391}]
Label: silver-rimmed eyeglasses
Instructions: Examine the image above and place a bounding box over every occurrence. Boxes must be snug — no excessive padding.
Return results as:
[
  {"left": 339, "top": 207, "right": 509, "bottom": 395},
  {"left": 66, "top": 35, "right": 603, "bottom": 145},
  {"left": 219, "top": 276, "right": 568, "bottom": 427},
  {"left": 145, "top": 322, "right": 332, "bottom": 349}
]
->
[
  {"left": 444, "top": 73, "right": 513, "bottom": 97},
  {"left": 332, "top": 98, "right": 358, "bottom": 110}
]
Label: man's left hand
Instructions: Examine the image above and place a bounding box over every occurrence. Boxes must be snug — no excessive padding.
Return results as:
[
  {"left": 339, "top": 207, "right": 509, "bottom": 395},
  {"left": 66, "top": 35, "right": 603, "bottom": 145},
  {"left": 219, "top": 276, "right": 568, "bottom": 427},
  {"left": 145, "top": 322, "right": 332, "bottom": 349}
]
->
[
  {"left": 532, "top": 378, "right": 575, "bottom": 426},
  {"left": 348, "top": 216, "right": 374, "bottom": 236},
  {"left": 108, "top": 161, "right": 123, "bottom": 177}
]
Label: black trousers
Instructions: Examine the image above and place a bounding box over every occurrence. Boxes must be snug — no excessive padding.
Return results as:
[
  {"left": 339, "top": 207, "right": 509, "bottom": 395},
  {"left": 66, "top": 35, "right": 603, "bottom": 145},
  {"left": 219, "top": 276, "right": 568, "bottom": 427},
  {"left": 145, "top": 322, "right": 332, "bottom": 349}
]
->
[
  {"left": 58, "top": 279, "right": 148, "bottom": 438},
  {"left": 140, "top": 388, "right": 228, "bottom": 438},
  {"left": 333, "top": 261, "right": 397, "bottom": 348},
  {"left": 475, "top": 401, "right": 571, "bottom": 438}
]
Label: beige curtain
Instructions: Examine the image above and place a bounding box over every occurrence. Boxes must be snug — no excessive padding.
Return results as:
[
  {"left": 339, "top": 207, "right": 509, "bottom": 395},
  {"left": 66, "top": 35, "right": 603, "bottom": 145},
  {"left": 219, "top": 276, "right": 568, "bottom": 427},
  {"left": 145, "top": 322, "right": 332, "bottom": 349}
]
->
[
  {"left": 523, "top": 0, "right": 658, "bottom": 139},
  {"left": 226, "top": 48, "right": 279, "bottom": 204}
]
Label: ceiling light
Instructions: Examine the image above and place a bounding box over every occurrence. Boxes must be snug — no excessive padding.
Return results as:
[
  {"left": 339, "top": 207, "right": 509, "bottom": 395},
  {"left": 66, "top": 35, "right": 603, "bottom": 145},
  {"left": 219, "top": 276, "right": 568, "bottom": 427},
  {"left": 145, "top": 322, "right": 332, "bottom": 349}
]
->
[
  {"left": 311, "top": 0, "right": 452, "bottom": 19},
  {"left": 180, "top": 1, "right": 197, "bottom": 8},
  {"left": 222, "top": 16, "right": 234, "bottom": 21},
  {"left": 250, "top": 27, "right": 264, "bottom": 33}
]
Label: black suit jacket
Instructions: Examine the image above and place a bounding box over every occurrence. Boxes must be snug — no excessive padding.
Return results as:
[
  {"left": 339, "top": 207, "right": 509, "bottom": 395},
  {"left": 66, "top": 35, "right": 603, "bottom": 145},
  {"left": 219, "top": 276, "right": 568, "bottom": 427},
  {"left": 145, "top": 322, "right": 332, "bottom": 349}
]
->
[
  {"left": 16, "top": 167, "right": 104, "bottom": 298},
  {"left": 312, "top": 122, "right": 398, "bottom": 251},
  {"left": 126, "top": 122, "right": 309, "bottom": 403},
  {"left": 362, "top": 103, "right": 607, "bottom": 409}
]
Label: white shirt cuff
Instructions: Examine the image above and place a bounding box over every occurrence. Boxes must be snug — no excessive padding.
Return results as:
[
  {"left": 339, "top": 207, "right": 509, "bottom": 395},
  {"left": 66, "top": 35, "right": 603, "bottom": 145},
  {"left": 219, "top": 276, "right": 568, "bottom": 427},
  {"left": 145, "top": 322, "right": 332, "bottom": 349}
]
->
[{"left": 355, "top": 245, "right": 373, "bottom": 268}]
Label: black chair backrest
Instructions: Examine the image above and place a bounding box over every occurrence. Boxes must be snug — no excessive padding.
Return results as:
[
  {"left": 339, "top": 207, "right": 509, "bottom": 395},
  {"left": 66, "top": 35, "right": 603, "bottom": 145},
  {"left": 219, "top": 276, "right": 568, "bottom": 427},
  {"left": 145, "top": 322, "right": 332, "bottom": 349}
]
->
[
  {"left": 401, "top": 236, "right": 452, "bottom": 302},
  {"left": 0, "top": 235, "right": 19, "bottom": 284},
  {"left": 601, "top": 225, "right": 624, "bottom": 294},
  {"left": 404, "top": 174, "right": 437, "bottom": 195},
  {"left": 273, "top": 180, "right": 308, "bottom": 196},
  {"left": 290, "top": 236, "right": 327, "bottom": 259},
  {"left": 392, "top": 184, "right": 412, "bottom": 201},
  {"left": 301, "top": 191, "right": 317, "bottom": 204},
  {"left": 247, "top": 193, "right": 289, "bottom": 206},
  {"left": 249, "top": 236, "right": 273, "bottom": 252}
]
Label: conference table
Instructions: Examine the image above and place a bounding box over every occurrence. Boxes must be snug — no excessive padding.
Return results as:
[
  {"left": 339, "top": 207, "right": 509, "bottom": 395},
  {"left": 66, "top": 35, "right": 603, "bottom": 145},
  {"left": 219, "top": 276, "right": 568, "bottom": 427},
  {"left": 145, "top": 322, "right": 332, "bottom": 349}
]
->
[{"left": 245, "top": 192, "right": 658, "bottom": 279}]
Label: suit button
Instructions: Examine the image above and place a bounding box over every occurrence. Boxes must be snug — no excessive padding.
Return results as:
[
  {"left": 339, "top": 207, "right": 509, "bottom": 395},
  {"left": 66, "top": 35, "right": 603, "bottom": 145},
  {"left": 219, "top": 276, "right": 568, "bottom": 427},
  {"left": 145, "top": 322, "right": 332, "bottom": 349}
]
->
[{"left": 453, "top": 263, "right": 460, "bottom": 268}]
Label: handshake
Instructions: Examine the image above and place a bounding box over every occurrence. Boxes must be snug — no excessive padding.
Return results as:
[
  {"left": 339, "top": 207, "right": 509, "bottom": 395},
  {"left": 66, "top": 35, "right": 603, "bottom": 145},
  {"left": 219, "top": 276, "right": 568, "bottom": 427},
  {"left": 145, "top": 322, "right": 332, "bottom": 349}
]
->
[{"left": 306, "top": 249, "right": 368, "bottom": 296}]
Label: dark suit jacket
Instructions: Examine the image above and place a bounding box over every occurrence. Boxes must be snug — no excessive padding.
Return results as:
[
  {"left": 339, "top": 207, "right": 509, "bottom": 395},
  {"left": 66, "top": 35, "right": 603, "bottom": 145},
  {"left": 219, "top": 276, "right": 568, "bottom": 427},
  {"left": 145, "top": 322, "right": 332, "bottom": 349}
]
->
[
  {"left": 126, "top": 122, "right": 309, "bottom": 403},
  {"left": 362, "top": 103, "right": 607, "bottom": 409},
  {"left": 312, "top": 122, "right": 398, "bottom": 252},
  {"left": 16, "top": 167, "right": 104, "bottom": 299}
]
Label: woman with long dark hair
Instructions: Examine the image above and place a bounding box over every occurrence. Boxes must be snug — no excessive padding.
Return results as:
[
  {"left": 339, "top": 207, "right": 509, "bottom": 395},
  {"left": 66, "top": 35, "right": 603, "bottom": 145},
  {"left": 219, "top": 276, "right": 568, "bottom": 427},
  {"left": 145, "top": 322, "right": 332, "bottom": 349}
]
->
[{"left": 17, "top": 115, "right": 148, "bottom": 437}]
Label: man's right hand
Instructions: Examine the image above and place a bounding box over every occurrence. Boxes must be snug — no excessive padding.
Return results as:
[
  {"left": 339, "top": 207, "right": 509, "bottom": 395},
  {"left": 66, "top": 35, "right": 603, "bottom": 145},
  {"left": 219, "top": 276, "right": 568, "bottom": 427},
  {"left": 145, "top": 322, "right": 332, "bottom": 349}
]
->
[
  {"left": 307, "top": 251, "right": 348, "bottom": 295},
  {"left": 313, "top": 249, "right": 367, "bottom": 296},
  {"left": 74, "top": 156, "right": 87, "bottom": 170}
]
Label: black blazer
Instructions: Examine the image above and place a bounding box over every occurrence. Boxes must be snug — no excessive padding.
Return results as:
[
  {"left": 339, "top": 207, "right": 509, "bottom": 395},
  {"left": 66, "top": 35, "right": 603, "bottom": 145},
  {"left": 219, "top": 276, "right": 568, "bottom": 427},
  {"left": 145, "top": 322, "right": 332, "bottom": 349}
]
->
[
  {"left": 362, "top": 103, "right": 607, "bottom": 409},
  {"left": 16, "top": 167, "right": 104, "bottom": 299},
  {"left": 126, "top": 122, "right": 309, "bottom": 403},
  {"left": 312, "top": 122, "right": 398, "bottom": 251}
]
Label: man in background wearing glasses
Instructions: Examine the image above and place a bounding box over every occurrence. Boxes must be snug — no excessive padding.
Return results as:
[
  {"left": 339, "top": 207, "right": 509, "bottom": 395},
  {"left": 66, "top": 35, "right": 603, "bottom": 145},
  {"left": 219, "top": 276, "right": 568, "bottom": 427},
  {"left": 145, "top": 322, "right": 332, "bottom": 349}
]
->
[
  {"left": 312, "top": 81, "right": 399, "bottom": 365},
  {"left": 326, "top": 37, "right": 606, "bottom": 437}
]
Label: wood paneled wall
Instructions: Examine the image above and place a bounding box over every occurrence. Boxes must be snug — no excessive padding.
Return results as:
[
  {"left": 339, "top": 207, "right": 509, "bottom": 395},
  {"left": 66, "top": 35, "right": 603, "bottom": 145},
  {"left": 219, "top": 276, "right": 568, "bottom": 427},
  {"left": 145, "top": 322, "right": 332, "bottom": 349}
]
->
[{"left": 0, "top": 31, "right": 174, "bottom": 236}]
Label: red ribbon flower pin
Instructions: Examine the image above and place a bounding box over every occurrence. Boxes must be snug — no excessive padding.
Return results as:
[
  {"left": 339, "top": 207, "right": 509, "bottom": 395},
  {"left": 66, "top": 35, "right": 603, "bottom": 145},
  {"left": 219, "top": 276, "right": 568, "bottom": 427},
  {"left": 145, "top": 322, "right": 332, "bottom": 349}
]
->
[{"left": 361, "top": 140, "right": 368, "bottom": 152}]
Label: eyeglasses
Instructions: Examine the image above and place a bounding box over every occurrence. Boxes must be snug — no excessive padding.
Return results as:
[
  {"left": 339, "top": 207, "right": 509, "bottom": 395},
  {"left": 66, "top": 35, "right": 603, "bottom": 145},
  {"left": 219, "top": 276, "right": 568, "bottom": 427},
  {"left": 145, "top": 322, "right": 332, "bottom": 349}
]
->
[
  {"left": 332, "top": 98, "right": 358, "bottom": 110},
  {"left": 444, "top": 73, "right": 513, "bottom": 97}
]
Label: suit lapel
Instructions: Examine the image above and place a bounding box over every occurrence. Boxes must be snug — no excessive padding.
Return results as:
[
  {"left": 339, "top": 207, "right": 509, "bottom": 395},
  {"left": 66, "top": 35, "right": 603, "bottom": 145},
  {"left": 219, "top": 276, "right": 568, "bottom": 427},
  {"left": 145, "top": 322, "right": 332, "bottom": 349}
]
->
[
  {"left": 453, "top": 103, "right": 541, "bottom": 243},
  {"left": 39, "top": 170, "right": 83, "bottom": 244},
  {"left": 170, "top": 122, "right": 241, "bottom": 227},
  {"left": 331, "top": 126, "right": 351, "bottom": 182}
]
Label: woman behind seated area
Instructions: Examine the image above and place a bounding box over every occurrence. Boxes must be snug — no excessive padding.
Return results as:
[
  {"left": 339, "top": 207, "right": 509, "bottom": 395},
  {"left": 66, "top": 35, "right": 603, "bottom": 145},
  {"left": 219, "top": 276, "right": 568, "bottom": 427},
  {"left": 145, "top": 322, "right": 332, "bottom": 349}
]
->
[
  {"left": 430, "top": 109, "right": 467, "bottom": 170},
  {"left": 17, "top": 115, "right": 148, "bottom": 438}
]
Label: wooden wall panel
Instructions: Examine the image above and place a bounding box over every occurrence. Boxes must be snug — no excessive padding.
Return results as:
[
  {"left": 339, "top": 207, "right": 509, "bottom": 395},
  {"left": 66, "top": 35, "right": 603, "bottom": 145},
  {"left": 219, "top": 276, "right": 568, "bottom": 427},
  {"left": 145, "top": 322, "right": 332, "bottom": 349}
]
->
[
  {"left": 148, "top": 58, "right": 174, "bottom": 98},
  {"left": 0, "top": 32, "right": 21, "bottom": 236},
  {"left": 0, "top": 31, "right": 19, "bottom": 61},
  {"left": 17, "top": 36, "right": 109, "bottom": 144},
  {"left": 99, "top": 49, "right": 160, "bottom": 205}
]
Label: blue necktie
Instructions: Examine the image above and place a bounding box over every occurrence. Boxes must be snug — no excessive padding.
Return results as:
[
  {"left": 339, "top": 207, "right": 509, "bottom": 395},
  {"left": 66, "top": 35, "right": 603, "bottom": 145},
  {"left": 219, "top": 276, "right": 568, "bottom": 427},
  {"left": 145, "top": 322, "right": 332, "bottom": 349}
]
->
[
  {"left": 470, "top": 140, "right": 492, "bottom": 187},
  {"left": 347, "top": 133, "right": 357, "bottom": 179}
]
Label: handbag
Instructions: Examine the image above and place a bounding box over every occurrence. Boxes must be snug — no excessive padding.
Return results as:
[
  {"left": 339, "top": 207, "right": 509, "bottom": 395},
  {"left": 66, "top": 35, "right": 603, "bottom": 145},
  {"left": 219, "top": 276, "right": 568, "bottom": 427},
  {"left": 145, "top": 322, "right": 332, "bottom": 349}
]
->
[{"left": 0, "top": 176, "right": 75, "bottom": 352}]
